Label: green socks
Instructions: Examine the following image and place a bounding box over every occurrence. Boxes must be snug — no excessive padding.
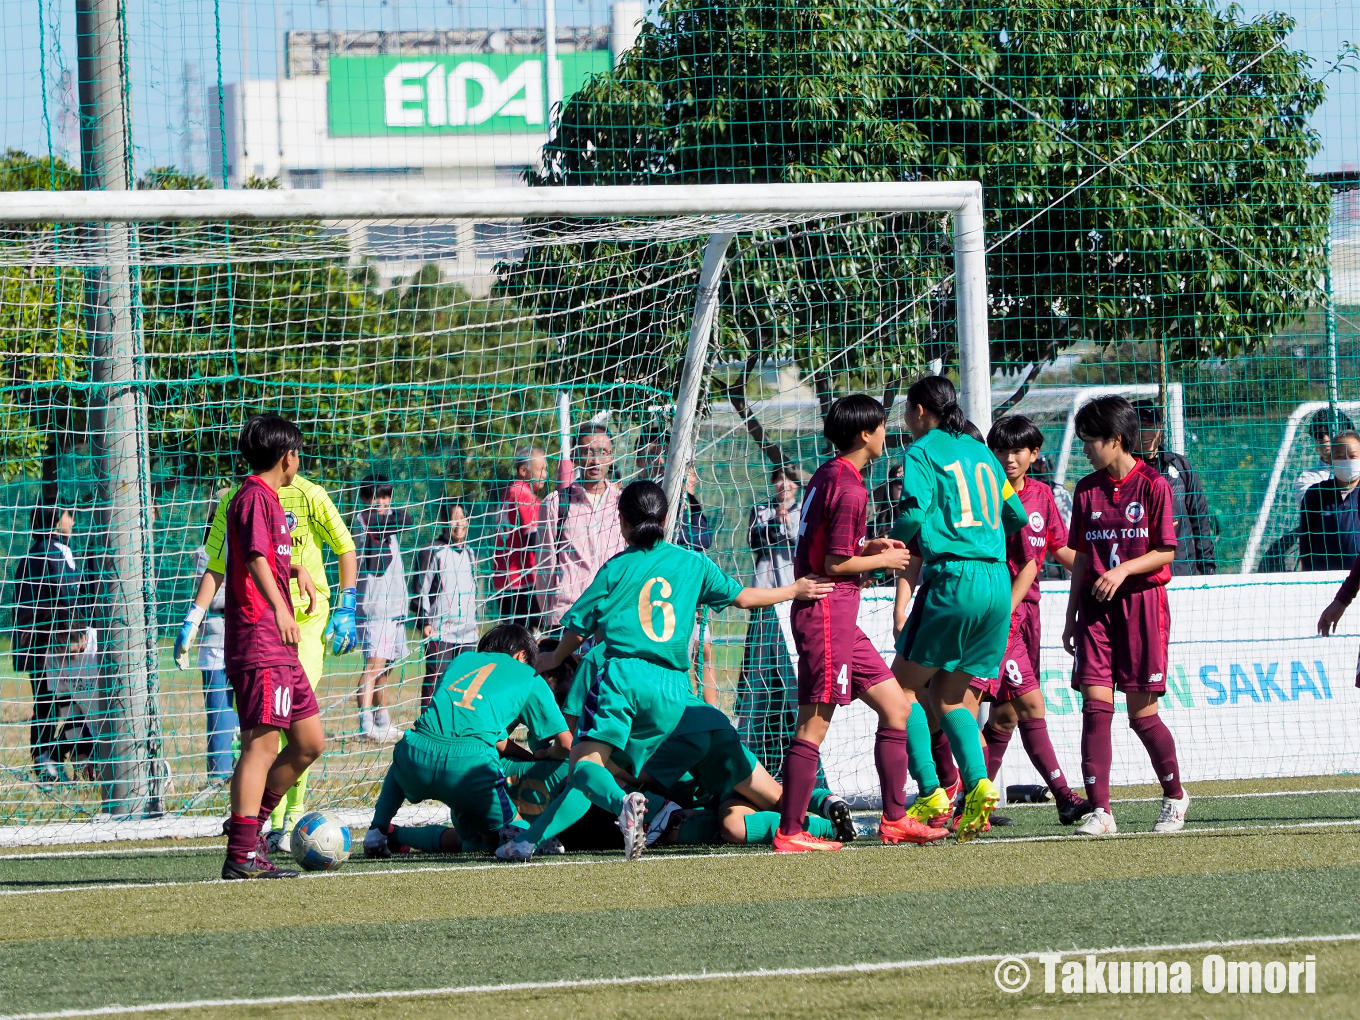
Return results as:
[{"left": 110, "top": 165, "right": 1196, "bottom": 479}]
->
[
  {"left": 744, "top": 810, "right": 834, "bottom": 844},
  {"left": 521, "top": 760, "right": 628, "bottom": 846},
  {"left": 906, "top": 702, "right": 939, "bottom": 795},
  {"left": 393, "top": 824, "right": 451, "bottom": 853},
  {"left": 941, "top": 706, "right": 987, "bottom": 788},
  {"left": 677, "top": 813, "right": 720, "bottom": 845}
]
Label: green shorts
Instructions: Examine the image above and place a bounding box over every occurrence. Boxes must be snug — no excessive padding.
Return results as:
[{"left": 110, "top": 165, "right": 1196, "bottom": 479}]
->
[
  {"left": 645, "top": 718, "right": 759, "bottom": 804},
  {"left": 896, "top": 559, "right": 1011, "bottom": 680},
  {"left": 390, "top": 731, "right": 517, "bottom": 840},
  {"left": 577, "top": 656, "right": 694, "bottom": 774}
]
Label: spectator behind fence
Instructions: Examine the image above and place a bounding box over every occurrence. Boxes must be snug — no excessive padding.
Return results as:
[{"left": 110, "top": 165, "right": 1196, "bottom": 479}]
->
[
  {"left": 871, "top": 462, "right": 905, "bottom": 537},
  {"left": 354, "top": 476, "right": 411, "bottom": 742},
  {"left": 1299, "top": 431, "right": 1360, "bottom": 571},
  {"left": 417, "top": 502, "right": 479, "bottom": 708},
  {"left": 189, "top": 489, "right": 238, "bottom": 780},
  {"left": 748, "top": 467, "right": 801, "bottom": 588},
  {"left": 8, "top": 505, "right": 86, "bottom": 783},
  {"left": 1134, "top": 400, "right": 1216, "bottom": 575},
  {"left": 493, "top": 447, "right": 546, "bottom": 627},
  {"left": 534, "top": 425, "right": 626, "bottom": 629},
  {"left": 1296, "top": 409, "right": 1356, "bottom": 501},
  {"left": 636, "top": 431, "right": 714, "bottom": 552}
]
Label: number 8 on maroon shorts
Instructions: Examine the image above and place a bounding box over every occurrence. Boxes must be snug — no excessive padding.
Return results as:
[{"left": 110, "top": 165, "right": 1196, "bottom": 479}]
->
[
  {"left": 790, "top": 590, "right": 894, "bottom": 705},
  {"left": 230, "top": 662, "right": 320, "bottom": 729}
]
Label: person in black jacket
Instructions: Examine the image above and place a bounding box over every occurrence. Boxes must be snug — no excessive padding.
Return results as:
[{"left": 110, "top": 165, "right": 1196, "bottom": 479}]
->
[
  {"left": 9, "top": 506, "right": 87, "bottom": 781},
  {"left": 1134, "top": 401, "right": 1217, "bottom": 575},
  {"left": 1299, "top": 431, "right": 1360, "bottom": 572}
]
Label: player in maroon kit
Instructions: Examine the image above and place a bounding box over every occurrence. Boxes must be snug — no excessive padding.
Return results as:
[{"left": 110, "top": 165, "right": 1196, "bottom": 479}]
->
[
  {"left": 984, "top": 416, "right": 1087, "bottom": 824},
  {"left": 776, "top": 394, "right": 947, "bottom": 852},
  {"left": 1062, "top": 396, "right": 1188, "bottom": 836},
  {"left": 221, "top": 415, "right": 326, "bottom": 879}
]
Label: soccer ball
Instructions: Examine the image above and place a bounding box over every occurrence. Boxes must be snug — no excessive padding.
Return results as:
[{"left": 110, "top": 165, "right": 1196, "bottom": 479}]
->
[{"left": 290, "top": 811, "right": 352, "bottom": 871}]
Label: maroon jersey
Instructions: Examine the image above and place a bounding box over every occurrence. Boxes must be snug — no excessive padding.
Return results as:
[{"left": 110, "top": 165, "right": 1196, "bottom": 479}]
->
[
  {"left": 794, "top": 456, "right": 869, "bottom": 588},
  {"left": 1070, "top": 460, "right": 1177, "bottom": 593},
  {"left": 1006, "top": 477, "right": 1068, "bottom": 604},
  {"left": 224, "top": 475, "right": 298, "bottom": 674}
]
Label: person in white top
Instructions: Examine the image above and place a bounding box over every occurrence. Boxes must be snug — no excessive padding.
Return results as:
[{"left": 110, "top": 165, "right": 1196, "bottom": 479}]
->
[
  {"left": 354, "top": 477, "right": 411, "bottom": 741},
  {"left": 747, "top": 467, "right": 801, "bottom": 589},
  {"left": 190, "top": 490, "right": 237, "bottom": 779},
  {"left": 417, "top": 503, "right": 479, "bottom": 707}
]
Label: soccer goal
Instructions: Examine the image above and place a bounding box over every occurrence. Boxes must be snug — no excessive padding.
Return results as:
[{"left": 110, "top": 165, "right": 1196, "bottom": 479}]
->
[{"left": 0, "top": 182, "right": 988, "bottom": 840}]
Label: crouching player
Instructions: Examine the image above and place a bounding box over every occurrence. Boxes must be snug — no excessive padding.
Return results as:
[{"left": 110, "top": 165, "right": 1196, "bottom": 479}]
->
[
  {"left": 1062, "top": 396, "right": 1188, "bottom": 836},
  {"left": 364, "top": 624, "right": 571, "bottom": 856},
  {"left": 984, "top": 415, "right": 1089, "bottom": 824},
  {"left": 497, "top": 480, "right": 833, "bottom": 863},
  {"left": 220, "top": 415, "right": 326, "bottom": 879}
]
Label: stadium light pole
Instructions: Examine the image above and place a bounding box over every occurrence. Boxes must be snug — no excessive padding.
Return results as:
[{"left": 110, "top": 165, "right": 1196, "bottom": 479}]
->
[{"left": 75, "top": 0, "right": 156, "bottom": 816}]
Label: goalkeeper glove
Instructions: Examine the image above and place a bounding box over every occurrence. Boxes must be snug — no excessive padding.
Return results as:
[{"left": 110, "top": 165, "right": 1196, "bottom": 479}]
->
[
  {"left": 324, "top": 587, "right": 358, "bottom": 655},
  {"left": 173, "top": 604, "right": 206, "bottom": 670}
]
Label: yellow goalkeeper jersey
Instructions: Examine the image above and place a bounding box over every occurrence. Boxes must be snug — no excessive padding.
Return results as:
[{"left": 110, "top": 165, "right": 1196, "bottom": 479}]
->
[{"left": 206, "top": 474, "right": 356, "bottom": 612}]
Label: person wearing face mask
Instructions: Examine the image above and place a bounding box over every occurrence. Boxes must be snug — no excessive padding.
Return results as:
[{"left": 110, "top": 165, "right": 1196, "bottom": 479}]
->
[
  {"left": 1133, "top": 401, "right": 1216, "bottom": 576},
  {"left": 1299, "top": 431, "right": 1360, "bottom": 572}
]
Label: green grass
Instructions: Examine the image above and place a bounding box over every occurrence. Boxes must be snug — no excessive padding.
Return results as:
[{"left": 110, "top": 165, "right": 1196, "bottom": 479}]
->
[{"left": 2, "top": 787, "right": 1358, "bottom": 1019}]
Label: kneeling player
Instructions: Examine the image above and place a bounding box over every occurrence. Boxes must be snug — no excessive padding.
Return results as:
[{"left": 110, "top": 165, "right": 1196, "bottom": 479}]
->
[
  {"left": 364, "top": 624, "right": 571, "bottom": 856},
  {"left": 1062, "top": 396, "right": 1188, "bottom": 836}
]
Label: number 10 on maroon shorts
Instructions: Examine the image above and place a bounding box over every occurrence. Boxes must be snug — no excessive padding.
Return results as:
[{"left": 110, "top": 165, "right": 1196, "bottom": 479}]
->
[
  {"left": 790, "top": 592, "right": 894, "bottom": 705},
  {"left": 229, "top": 662, "right": 319, "bottom": 729}
]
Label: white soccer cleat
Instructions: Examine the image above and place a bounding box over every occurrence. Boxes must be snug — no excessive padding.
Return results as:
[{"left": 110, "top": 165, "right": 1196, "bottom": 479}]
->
[
  {"left": 539, "top": 837, "right": 567, "bottom": 856},
  {"left": 495, "top": 839, "right": 536, "bottom": 863},
  {"left": 1072, "top": 807, "right": 1117, "bottom": 837},
  {"left": 363, "top": 826, "right": 391, "bottom": 859},
  {"left": 646, "top": 799, "right": 683, "bottom": 847},
  {"left": 618, "top": 791, "right": 649, "bottom": 861},
  {"left": 1153, "top": 793, "right": 1190, "bottom": 833}
]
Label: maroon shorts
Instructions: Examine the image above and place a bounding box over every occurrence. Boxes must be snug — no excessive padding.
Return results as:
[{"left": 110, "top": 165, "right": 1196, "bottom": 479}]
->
[
  {"left": 996, "top": 601, "right": 1042, "bottom": 703},
  {"left": 791, "top": 590, "right": 894, "bottom": 706},
  {"left": 968, "top": 673, "right": 1000, "bottom": 699},
  {"left": 1072, "top": 587, "right": 1170, "bottom": 695},
  {"left": 229, "top": 661, "right": 319, "bottom": 730}
]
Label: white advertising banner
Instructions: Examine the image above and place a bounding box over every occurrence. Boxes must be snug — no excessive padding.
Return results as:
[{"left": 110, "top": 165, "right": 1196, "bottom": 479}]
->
[{"left": 781, "top": 573, "right": 1360, "bottom": 804}]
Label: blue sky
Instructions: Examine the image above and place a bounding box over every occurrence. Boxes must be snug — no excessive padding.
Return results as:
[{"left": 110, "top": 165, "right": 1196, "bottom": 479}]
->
[{"left": 5, "top": 0, "right": 1356, "bottom": 176}]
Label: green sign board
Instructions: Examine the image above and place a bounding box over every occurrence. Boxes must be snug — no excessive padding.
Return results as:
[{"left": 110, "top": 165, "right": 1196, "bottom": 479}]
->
[{"left": 327, "top": 52, "right": 612, "bottom": 136}]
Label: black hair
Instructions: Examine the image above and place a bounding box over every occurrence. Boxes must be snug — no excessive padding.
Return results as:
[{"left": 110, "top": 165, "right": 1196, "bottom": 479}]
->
[
  {"left": 575, "top": 423, "right": 611, "bottom": 449},
  {"left": 535, "top": 636, "right": 581, "bottom": 708},
  {"left": 905, "top": 376, "right": 968, "bottom": 435},
  {"left": 359, "top": 474, "right": 394, "bottom": 504},
  {"left": 823, "top": 394, "right": 887, "bottom": 452},
  {"left": 962, "top": 420, "right": 986, "bottom": 444},
  {"left": 1075, "top": 395, "right": 1141, "bottom": 452},
  {"left": 477, "top": 623, "right": 539, "bottom": 663},
  {"left": 1132, "top": 400, "right": 1162, "bottom": 427},
  {"left": 31, "top": 505, "right": 66, "bottom": 533},
  {"left": 988, "top": 415, "right": 1045, "bottom": 452},
  {"left": 619, "top": 479, "right": 668, "bottom": 549},
  {"left": 238, "top": 413, "right": 303, "bottom": 473},
  {"left": 1332, "top": 430, "right": 1360, "bottom": 447},
  {"left": 770, "top": 466, "right": 799, "bottom": 485},
  {"left": 1309, "top": 408, "right": 1356, "bottom": 444}
]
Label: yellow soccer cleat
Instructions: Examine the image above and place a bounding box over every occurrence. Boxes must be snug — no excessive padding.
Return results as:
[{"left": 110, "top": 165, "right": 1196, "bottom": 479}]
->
[
  {"left": 906, "top": 787, "right": 953, "bottom": 827},
  {"left": 955, "top": 778, "right": 999, "bottom": 842}
]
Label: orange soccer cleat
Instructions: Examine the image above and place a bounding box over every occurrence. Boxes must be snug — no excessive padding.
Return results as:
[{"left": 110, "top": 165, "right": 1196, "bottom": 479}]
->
[
  {"left": 879, "top": 813, "right": 949, "bottom": 845},
  {"left": 772, "top": 829, "right": 844, "bottom": 853}
]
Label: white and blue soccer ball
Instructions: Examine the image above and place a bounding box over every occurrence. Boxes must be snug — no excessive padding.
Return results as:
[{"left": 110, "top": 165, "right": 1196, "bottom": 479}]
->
[{"left": 290, "top": 811, "right": 352, "bottom": 871}]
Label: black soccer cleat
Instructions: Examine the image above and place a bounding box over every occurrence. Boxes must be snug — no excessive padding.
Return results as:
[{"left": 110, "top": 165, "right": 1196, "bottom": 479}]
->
[
  {"left": 222, "top": 853, "right": 299, "bottom": 880},
  {"left": 990, "top": 814, "right": 1014, "bottom": 827},
  {"left": 1058, "top": 796, "right": 1093, "bottom": 827},
  {"left": 823, "top": 795, "right": 858, "bottom": 843}
]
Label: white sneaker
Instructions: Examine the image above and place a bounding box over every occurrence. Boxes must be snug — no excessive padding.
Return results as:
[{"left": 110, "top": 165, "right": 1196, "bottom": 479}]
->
[
  {"left": 496, "top": 839, "right": 535, "bottom": 862},
  {"left": 379, "top": 724, "right": 404, "bottom": 743},
  {"left": 1073, "top": 807, "right": 1118, "bottom": 836},
  {"left": 539, "top": 837, "right": 566, "bottom": 856},
  {"left": 618, "top": 791, "right": 649, "bottom": 861},
  {"left": 646, "top": 799, "right": 683, "bottom": 847},
  {"left": 1153, "top": 793, "right": 1190, "bottom": 833},
  {"left": 363, "top": 826, "right": 391, "bottom": 859},
  {"left": 265, "top": 827, "right": 291, "bottom": 855}
]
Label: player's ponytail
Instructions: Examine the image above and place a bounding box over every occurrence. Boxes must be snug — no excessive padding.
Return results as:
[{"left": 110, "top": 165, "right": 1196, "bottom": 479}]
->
[
  {"left": 906, "top": 375, "right": 968, "bottom": 436},
  {"left": 619, "top": 479, "right": 668, "bottom": 550}
]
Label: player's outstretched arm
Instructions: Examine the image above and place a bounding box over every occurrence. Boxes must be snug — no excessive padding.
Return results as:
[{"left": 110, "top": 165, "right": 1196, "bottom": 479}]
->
[
  {"left": 537, "top": 629, "right": 586, "bottom": 674},
  {"left": 822, "top": 542, "right": 913, "bottom": 578},
  {"left": 733, "top": 574, "right": 835, "bottom": 609}
]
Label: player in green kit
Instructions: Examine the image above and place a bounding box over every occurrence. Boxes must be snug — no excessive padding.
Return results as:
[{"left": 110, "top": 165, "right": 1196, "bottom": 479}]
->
[
  {"left": 496, "top": 479, "right": 833, "bottom": 862},
  {"left": 362, "top": 624, "right": 572, "bottom": 856},
  {"left": 890, "top": 376, "right": 1028, "bottom": 841}
]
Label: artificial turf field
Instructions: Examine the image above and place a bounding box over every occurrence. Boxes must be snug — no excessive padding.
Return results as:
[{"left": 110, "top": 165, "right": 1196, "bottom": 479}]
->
[{"left": 4, "top": 778, "right": 1360, "bottom": 1020}]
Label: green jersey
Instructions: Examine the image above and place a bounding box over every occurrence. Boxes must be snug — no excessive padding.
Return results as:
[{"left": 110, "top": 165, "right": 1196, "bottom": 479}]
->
[
  {"left": 560, "top": 541, "right": 745, "bottom": 671},
  {"left": 413, "top": 651, "right": 567, "bottom": 748},
  {"left": 890, "top": 429, "right": 1027, "bottom": 564}
]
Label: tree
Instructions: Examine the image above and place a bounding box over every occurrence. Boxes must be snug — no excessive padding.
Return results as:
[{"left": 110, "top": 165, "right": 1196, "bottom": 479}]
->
[{"left": 503, "top": 0, "right": 1334, "bottom": 462}]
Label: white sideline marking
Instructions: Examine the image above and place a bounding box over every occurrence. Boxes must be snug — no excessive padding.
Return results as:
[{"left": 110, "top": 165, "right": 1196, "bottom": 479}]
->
[
  {"left": 2, "top": 816, "right": 1357, "bottom": 896},
  {"left": 4, "top": 931, "right": 1359, "bottom": 1019}
]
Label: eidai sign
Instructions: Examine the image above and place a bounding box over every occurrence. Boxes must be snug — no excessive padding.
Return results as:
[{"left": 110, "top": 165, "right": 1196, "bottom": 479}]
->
[{"left": 327, "top": 53, "right": 613, "bottom": 136}]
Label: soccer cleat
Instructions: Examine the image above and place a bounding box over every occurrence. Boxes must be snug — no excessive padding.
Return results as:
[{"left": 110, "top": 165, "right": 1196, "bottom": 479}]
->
[
  {"left": 955, "top": 778, "right": 1000, "bottom": 842},
  {"left": 539, "top": 837, "right": 567, "bottom": 856},
  {"left": 1072, "top": 807, "right": 1118, "bottom": 836},
  {"left": 1057, "top": 795, "right": 1092, "bottom": 826},
  {"left": 929, "top": 778, "right": 963, "bottom": 827},
  {"left": 618, "top": 791, "right": 649, "bottom": 861},
  {"left": 772, "top": 829, "right": 843, "bottom": 853},
  {"left": 646, "top": 799, "right": 683, "bottom": 848},
  {"left": 1153, "top": 793, "right": 1190, "bottom": 833},
  {"left": 495, "top": 839, "right": 536, "bottom": 862},
  {"left": 822, "top": 794, "right": 858, "bottom": 843},
  {"left": 265, "top": 827, "right": 291, "bottom": 855},
  {"left": 879, "top": 813, "right": 948, "bottom": 845},
  {"left": 221, "top": 853, "right": 299, "bottom": 880},
  {"left": 906, "top": 787, "right": 953, "bottom": 829}
]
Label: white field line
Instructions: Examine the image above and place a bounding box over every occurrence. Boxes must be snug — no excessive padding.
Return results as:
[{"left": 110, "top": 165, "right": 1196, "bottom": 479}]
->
[
  {"left": 2, "top": 816, "right": 1358, "bottom": 897},
  {"left": 4, "top": 931, "right": 1360, "bottom": 1020}
]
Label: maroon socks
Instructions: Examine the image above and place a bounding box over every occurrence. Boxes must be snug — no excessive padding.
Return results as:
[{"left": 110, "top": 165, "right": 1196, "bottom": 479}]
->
[
  {"left": 226, "top": 812, "right": 260, "bottom": 863},
  {"left": 1130, "top": 714, "right": 1184, "bottom": 799},
  {"left": 778, "top": 738, "right": 822, "bottom": 836},
  {"left": 874, "top": 727, "right": 909, "bottom": 822},
  {"left": 257, "top": 788, "right": 285, "bottom": 828},
  {"left": 931, "top": 728, "right": 960, "bottom": 789},
  {"left": 981, "top": 723, "right": 1012, "bottom": 781},
  {"left": 1018, "top": 717, "right": 1079, "bottom": 803},
  {"left": 1080, "top": 699, "right": 1115, "bottom": 811}
]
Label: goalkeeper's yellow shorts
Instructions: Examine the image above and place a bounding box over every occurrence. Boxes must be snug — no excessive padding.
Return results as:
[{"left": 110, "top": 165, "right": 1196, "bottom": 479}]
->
[{"left": 296, "top": 598, "right": 330, "bottom": 690}]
